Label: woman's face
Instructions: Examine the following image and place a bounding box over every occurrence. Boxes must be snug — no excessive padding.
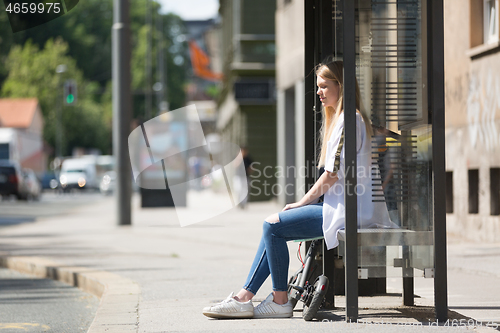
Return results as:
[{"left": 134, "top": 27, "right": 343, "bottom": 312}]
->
[{"left": 316, "top": 75, "right": 340, "bottom": 109}]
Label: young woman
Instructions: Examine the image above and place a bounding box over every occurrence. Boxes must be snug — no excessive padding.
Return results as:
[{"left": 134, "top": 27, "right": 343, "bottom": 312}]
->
[{"left": 202, "top": 60, "right": 395, "bottom": 319}]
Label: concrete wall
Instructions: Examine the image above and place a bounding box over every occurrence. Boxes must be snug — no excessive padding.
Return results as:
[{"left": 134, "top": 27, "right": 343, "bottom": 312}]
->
[
  {"left": 276, "top": 0, "right": 305, "bottom": 90},
  {"left": 276, "top": 0, "right": 307, "bottom": 205},
  {"left": 444, "top": 0, "right": 500, "bottom": 242},
  {"left": 243, "top": 105, "right": 277, "bottom": 201},
  {"left": 217, "top": 0, "right": 277, "bottom": 202}
]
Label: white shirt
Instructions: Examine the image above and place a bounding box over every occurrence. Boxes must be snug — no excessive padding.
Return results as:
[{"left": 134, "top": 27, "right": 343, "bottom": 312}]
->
[{"left": 322, "top": 112, "right": 397, "bottom": 250}]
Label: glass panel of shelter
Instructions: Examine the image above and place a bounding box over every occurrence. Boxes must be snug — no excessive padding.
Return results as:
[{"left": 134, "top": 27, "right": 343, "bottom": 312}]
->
[{"left": 333, "top": 0, "right": 434, "bottom": 278}]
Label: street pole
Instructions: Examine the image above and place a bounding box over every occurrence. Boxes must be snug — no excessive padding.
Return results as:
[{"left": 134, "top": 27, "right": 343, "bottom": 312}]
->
[
  {"left": 55, "top": 64, "right": 66, "bottom": 159},
  {"left": 343, "top": 0, "right": 358, "bottom": 322},
  {"left": 155, "top": 11, "right": 166, "bottom": 115},
  {"left": 145, "top": 0, "right": 152, "bottom": 119},
  {"left": 56, "top": 79, "right": 63, "bottom": 158},
  {"left": 112, "top": 0, "right": 132, "bottom": 225}
]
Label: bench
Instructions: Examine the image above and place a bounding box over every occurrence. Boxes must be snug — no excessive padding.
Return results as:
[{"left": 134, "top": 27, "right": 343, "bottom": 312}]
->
[
  {"left": 293, "top": 227, "right": 434, "bottom": 307},
  {"left": 337, "top": 228, "right": 433, "bottom": 246}
]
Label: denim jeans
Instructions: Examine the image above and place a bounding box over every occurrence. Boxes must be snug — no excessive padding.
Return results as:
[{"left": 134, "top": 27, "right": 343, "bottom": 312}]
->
[{"left": 242, "top": 202, "right": 324, "bottom": 294}]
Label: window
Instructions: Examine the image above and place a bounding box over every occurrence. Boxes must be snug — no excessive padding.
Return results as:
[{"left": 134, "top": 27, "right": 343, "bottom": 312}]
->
[
  {"left": 469, "top": 0, "right": 499, "bottom": 55},
  {"left": 468, "top": 169, "right": 479, "bottom": 214},
  {"left": 446, "top": 172, "right": 454, "bottom": 213},
  {"left": 491, "top": 168, "right": 500, "bottom": 215},
  {"left": 0, "top": 143, "right": 9, "bottom": 160},
  {"left": 484, "top": 0, "right": 499, "bottom": 44}
]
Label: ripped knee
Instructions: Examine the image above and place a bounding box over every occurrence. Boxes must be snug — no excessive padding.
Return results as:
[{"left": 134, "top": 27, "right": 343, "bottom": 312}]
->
[{"left": 264, "top": 213, "right": 280, "bottom": 224}]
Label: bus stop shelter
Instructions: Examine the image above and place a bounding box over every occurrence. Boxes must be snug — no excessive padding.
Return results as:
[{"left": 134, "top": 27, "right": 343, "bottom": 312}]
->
[{"left": 303, "top": 0, "right": 447, "bottom": 322}]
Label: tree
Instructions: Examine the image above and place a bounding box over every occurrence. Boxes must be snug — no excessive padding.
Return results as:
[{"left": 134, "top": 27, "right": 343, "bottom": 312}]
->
[
  {"left": 0, "top": 0, "right": 114, "bottom": 90},
  {"left": 1, "top": 38, "right": 111, "bottom": 155},
  {"left": 0, "top": 0, "right": 189, "bottom": 155},
  {"left": 130, "top": 9, "right": 189, "bottom": 119},
  {"left": 0, "top": 0, "right": 188, "bottom": 111}
]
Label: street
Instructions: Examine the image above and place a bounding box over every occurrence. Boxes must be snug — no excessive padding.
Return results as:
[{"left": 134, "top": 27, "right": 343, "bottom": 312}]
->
[
  {"left": 1, "top": 0, "right": 499, "bottom": 331},
  {"left": 0, "top": 191, "right": 106, "bottom": 227},
  {"left": 0, "top": 267, "right": 99, "bottom": 333},
  {"left": 0, "top": 191, "right": 499, "bottom": 332},
  {"left": 0, "top": 191, "right": 104, "bottom": 332}
]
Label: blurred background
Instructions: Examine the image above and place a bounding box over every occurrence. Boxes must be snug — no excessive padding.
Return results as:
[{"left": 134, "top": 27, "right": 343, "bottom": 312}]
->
[
  {"left": 0, "top": 0, "right": 279, "bottom": 229},
  {"left": 0, "top": 0, "right": 499, "bottom": 244},
  {"left": 1, "top": 2, "right": 499, "bottom": 329},
  {"left": 0, "top": 0, "right": 222, "bottom": 223}
]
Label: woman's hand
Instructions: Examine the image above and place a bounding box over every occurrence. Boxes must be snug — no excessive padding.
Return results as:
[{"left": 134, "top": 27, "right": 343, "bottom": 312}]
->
[
  {"left": 282, "top": 171, "right": 338, "bottom": 212},
  {"left": 282, "top": 201, "right": 305, "bottom": 211}
]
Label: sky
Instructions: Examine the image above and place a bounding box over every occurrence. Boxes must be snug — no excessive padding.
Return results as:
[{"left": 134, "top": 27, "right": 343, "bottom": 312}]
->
[{"left": 155, "top": 0, "right": 219, "bottom": 20}]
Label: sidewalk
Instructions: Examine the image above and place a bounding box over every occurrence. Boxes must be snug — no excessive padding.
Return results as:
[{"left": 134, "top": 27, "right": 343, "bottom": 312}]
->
[{"left": 0, "top": 191, "right": 499, "bottom": 332}]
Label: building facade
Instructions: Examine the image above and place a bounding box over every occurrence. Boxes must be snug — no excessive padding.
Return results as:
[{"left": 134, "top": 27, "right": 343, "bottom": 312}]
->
[
  {"left": 0, "top": 98, "right": 45, "bottom": 174},
  {"left": 217, "top": 0, "right": 277, "bottom": 201},
  {"left": 276, "top": 0, "right": 306, "bottom": 206},
  {"left": 444, "top": 0, "right": 500, "bottom": 242}
]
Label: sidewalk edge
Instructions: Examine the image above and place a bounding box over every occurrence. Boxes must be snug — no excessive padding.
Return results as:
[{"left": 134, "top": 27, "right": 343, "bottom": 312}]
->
[{"left": 0, "top": 255, "right": 140, "bottom": 333}]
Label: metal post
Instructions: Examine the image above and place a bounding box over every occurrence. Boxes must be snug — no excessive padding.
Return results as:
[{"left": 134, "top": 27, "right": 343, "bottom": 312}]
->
[
  {"left": 156, "top": 13, "right": 167, "bottom": 115},
  {"left": 55, "top": 64, "right": 66, "bottom": 158},
  {"left": 342, "top": 0, "right": 358, "bottom": 322},
  {"left": 145, "top": 0, "right": 152, "bottom": 119},
  {"left": 428, "top": 0, "right": 448, "bottom": 322},
  {"left": 112, "top": 0, "right": 132, "bottom": 226},
  {"left": 319, "top": 0, "right": 337, "bottom": 310},
  {"left": 402, "top": 245, "right": 414, "bottom": 305},
  {"left": 313, "top": 0, "right": 321, "bottom": 183},
  {"left": 304, "top": 0, "right": 316, "bottom": 190},
  {"left": 320, "top": 0, "right": 333, "bottom": 61},
  {"left": 56, "top": 79, "right": 63, "bottom": 158}
]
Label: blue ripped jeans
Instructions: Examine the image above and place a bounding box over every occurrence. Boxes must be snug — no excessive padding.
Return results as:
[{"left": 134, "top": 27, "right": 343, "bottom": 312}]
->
[{"left": 242, "top": 202, "right": 324, "bottom": 294}]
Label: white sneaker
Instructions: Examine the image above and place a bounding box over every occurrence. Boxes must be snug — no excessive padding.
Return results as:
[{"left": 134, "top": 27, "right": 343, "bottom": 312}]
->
[
  {"left": 253, "top": 293, "right": 293, "bottom": 319},
  {"left": 203, "top": 292, "right": 254, "bottom": 319}
]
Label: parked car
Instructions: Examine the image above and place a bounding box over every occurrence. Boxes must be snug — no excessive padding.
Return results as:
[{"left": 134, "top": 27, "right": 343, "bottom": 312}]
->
[
  {"left": 59, "top": 157, "right": 98, "bottom": 191},
  {"left": 22, "top": 168, "right": 41, "bottom": 200},
  {"left": 0, "top": 160, "right": 27, "bottom": 200},
  {"left": 41, "top": 171, "right": 59, "bottom": 190}
]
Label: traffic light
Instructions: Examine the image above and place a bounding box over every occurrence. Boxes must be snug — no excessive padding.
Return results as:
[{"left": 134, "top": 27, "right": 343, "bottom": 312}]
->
[{"left": 64, "top": 80, "right": 77, "bottom": 105}]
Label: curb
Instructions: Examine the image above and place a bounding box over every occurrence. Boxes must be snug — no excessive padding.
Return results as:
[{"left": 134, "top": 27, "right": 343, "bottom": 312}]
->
[{"left": 0, "top": 255, "right": 140, "bottom": 333}]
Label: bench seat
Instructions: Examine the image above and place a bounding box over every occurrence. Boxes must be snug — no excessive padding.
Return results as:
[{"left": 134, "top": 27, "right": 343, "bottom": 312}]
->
[{"left": 338, "top": 228, "right": 434, "bottom": 246}]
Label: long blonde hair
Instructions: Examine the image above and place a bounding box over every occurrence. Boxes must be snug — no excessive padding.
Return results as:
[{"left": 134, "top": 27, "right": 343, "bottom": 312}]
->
[{"left": 316, "top": 61, "right": 373, "bottom": 168}]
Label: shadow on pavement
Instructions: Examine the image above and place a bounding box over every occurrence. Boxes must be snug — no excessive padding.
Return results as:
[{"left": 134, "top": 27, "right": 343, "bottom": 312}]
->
[{"left": 0, "top": 217, "right": 36, "bottom": 226}]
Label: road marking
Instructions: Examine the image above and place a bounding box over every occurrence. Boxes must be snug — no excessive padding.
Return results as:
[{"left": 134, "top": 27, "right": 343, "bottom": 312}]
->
[{"left": 0, "top": 323, "right": 50, "bottom": 331}]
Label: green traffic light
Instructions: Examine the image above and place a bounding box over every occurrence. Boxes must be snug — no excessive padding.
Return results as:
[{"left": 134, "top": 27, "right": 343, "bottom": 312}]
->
[{"left": 66, "top": 94, "right": 74, "bottom": 104}]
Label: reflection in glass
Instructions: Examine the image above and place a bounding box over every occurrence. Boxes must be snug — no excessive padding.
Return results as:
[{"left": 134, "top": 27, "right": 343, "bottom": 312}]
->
[{"left": 335, "top": 0, "right": 434, "bottom": 278}]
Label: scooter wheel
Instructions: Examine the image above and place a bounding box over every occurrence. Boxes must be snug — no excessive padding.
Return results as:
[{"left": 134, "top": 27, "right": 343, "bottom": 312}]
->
[{"left": 302, "top": 276, "right": 328, "bottom": 321}]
